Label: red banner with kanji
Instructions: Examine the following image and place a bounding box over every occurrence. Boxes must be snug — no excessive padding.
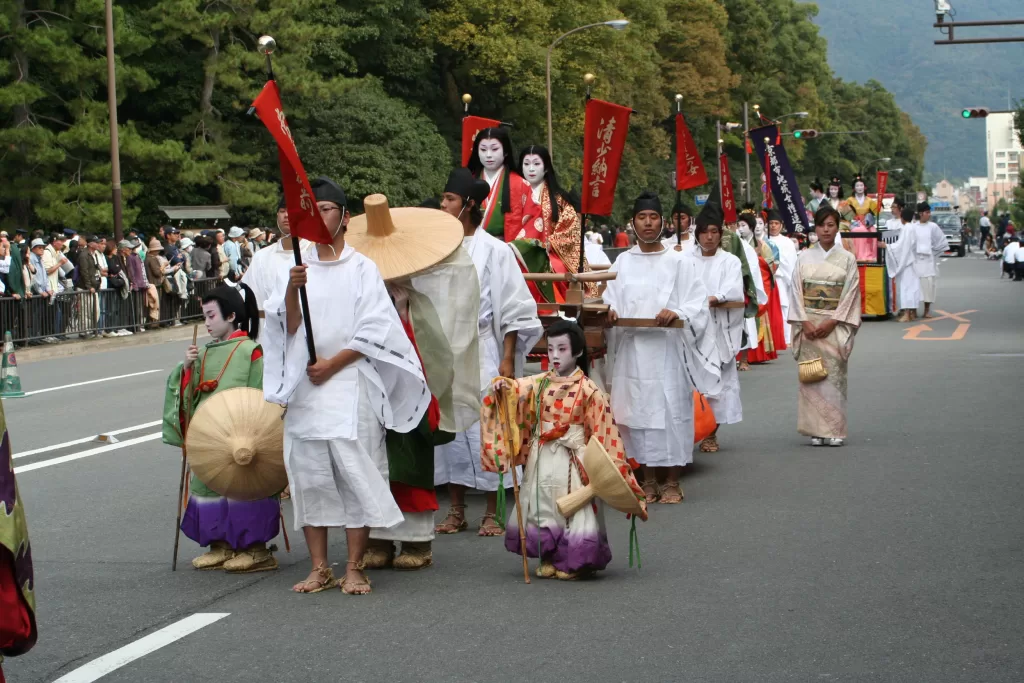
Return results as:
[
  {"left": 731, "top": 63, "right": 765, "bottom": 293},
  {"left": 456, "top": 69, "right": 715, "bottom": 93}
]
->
[
  {"left": 461, "top": 116, "right": 501, "bottom": 167},
  {"left": 582, "top": 99, "right": 631, "bottom": 216},
  {"left": 875, "top": 171, "right": 889, "bottom": 215},
  {"left": 251, "top": 81, "right": 331, "bottom": 244},
  {"left": 675, "top": 113, "right": 707, "bottom": 191},
  {"left": 719, "top": 154, "right": 738, "bottom": 224}
]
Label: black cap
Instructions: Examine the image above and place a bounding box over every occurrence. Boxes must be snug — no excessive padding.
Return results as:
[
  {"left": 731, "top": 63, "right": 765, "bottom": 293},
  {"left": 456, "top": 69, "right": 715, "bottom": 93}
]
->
[
  {"left": 310, "top": 176, "right": 347, "bottom": 208},
  {"left": 917, "top": 202, "right": 931, "bottom": 213},
  {"left": 444, "top": 167, "right": 476, "bottom": 199},
  {"left": 277, "top": 195, "right": 287, "bottom": 211},
  {"left": 767, "top": 207, "right": 782, "bottom": 223},
  {"left": 632, "top": 191, "right": 662, "bottom": 219},
  {"left": 166, "top": 226, "right": 180, "bottom": 234},
  {"left": 695, "top": 182, "right": 725, "bottom": 229},
  {"left": 86, "top": 234, "right": 101, "bottom": 244}
]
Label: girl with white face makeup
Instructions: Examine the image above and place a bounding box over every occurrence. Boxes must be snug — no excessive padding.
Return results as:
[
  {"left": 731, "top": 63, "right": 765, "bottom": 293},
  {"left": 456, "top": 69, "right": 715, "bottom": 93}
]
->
[
  {"left": 512, "top": 145, "right": 596, "bottom": 303},
  {"left": 467, "top": 127, "right": 528, "bottom": 243}
]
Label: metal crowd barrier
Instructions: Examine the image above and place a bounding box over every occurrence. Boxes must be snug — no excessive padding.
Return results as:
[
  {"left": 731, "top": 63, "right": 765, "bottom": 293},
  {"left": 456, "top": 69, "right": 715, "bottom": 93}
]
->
[{"left": 0, "top": 277, "right": 223, "bottom": 346}]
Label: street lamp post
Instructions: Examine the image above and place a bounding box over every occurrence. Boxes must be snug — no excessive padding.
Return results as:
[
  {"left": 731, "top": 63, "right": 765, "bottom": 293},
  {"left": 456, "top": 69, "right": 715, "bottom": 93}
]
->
[
  {"left": 546, "top": 19, "right": 629, "bottom": 153},
  {"left": 104, "top": 0, "right": 123, "bottom": 242},
  {"left": 861, "top": 157, "right": 892, "bottom": 178}
]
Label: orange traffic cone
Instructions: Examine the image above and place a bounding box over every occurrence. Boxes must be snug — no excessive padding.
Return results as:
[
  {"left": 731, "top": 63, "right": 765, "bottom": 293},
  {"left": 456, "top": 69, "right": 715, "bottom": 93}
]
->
[{"left": 1, "top": 331, "right": 25, "bottom": 398}]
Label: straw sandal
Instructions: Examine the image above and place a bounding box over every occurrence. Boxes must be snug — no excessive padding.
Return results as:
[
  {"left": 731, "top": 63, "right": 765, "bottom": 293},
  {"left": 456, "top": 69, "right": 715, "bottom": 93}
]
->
[
  {"left": 535, "top": 562, "right": 557, "bottom": 579},
  {"left": 292, "top": 563, "right": 337, "bottom": 594},
  {"left": 223, "top": 545, "right": 278, "bottom": 573},
  {"left": 478, "top": 513, "right": 503, "bottom": 537},
  {"left": 191, "top": 542, "right": 235, "bottom": 570},
  {"left": 361, "top": 540, "right": 395, "bottom": 569},
  {"left": 641, "top": 479, "right": 660, "bottom": 503},
  {"left": 434, "top": 505, "right": 468, "bottom": 534},
  {"left": 393, "top": 542, "right": 433, "bottom": 571},
  {"left": 659, "top": 482, "right": 684, "bottom": 504},
  {"left": 339, "top": 561, "right": 372, "bottom": 595},
  {"left": 738, "top": 360, "right": 751, "bottom": 371},
  {"left": 700, "top": 435, "right": 719, "bottom": 453}
]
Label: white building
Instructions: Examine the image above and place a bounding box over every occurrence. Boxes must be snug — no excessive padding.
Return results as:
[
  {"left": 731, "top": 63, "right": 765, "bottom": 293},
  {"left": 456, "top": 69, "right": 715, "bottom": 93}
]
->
[{"left": 986, "top": 113, "right": 1021, "bottom": 185}]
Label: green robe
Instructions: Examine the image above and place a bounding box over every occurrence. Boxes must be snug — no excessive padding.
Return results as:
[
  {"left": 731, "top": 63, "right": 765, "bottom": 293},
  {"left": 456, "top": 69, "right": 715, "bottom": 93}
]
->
[
  {"left": 162, "top": 335, "right": 265, "bottom": 500},
  {"left": 721, "top": 229, "right": 760, "bottom": 319}
]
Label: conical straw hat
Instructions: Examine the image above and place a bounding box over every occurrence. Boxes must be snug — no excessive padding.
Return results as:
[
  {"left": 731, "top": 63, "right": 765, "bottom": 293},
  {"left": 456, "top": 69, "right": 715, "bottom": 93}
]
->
[
  {"left": 185, "top": 387, "right": 287, "bottom": 501},
  {"left": 346, "top": 194, "right": 464, "bottom": 281},
  {"left": 556, "top": 437, "right": 644, "bottom": 518}
]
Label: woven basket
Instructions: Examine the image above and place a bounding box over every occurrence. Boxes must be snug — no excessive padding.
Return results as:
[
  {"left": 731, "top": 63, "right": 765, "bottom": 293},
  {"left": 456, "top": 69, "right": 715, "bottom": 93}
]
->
[{"left": 797, "top": 357, "right": 828, "bottom": 384}]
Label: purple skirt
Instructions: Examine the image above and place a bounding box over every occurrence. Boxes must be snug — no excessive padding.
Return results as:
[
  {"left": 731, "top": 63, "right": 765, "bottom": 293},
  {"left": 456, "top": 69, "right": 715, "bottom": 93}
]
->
[{"left": 181, "top": 495, "right": 280, "bottom": 550}]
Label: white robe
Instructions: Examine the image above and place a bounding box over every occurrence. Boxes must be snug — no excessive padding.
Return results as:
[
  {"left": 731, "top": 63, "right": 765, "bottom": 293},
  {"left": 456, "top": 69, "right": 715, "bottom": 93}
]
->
[
  {"left": 604, "top": 246, "right": 719, "bottom": 468},
  {"left": 884, "top": 222, "right": 920, "bottom": 309},
  {"left": 768, "top": 233, "right": 798, "bottom": 344},
  {"left": 886, "top": 221, "right": 947, "bottom": 307},
  {"left": 434, "top": 227, "right": 542, "bottom": 490},
  {"left": 262, "top": 245, "right": 430, "bottom": 530},
  {"left": 240, "top": 238, "right": 310, "bottom": 313},
  {"left": 584, "top": 241, "right": 611, "bottom": 267},
  {"left": 686, "top": 249, "right": 745, "bottom": 425}
]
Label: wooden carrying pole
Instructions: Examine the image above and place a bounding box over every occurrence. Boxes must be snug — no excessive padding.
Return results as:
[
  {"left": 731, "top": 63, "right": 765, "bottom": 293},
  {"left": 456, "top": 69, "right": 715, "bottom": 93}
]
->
[
  {"left": 172, "top": 324, "right": 199, "bottom": 570},
  {"left": 497, "top": 386, "right": 530, "bottom": 584}
]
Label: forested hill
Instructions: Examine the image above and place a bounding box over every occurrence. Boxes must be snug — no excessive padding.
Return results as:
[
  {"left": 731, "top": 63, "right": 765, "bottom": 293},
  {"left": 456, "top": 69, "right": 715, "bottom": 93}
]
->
[{"left": 813, "top": 0, "right": 1024, "bottom": 177}]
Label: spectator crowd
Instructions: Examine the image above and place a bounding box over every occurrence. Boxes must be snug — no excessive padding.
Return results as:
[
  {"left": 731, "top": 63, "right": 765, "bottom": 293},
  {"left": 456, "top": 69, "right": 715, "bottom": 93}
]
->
[{"left": 0, "top": 225, "right": 276, "bottom": 346}]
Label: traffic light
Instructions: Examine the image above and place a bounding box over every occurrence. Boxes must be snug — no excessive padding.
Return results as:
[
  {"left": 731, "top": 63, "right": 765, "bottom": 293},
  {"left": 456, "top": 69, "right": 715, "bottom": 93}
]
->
[
  {"left": 961, "top": 108, "right": 989, "bottom": 119},
  {"left": 793, "top": 129, "right": 819, "bottom": 139}
]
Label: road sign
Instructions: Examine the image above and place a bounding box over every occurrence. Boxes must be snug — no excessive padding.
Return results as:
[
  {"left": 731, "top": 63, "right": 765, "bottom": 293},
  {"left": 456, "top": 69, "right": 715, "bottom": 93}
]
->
[{"left": 695, "top": 194, "right": 709, "bottom": 206}]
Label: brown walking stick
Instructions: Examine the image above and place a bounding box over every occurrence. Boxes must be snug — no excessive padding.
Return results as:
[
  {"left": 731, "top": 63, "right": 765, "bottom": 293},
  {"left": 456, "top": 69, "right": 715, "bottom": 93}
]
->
[
  {"left": 496, "top": 384, "right": 530, "bottom": 584},
  {"left": 172, "top": 324, "right": 199, "bottom": 570}
]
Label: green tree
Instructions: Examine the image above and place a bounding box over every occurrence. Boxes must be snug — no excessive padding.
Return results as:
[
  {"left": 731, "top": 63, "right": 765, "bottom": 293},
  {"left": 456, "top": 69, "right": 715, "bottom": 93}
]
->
[{"left": 294, "top": 78, "right": 453, "bottom": 209}]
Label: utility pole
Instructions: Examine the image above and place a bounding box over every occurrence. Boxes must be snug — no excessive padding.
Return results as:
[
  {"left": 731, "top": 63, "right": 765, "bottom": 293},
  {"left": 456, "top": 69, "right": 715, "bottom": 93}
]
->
[{"left": 104, "top": 0, "right": 124, "bottom": 242}]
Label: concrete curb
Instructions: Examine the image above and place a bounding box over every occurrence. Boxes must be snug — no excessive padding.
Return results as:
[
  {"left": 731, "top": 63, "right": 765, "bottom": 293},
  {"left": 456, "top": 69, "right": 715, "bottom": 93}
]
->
[{"left": 16, "top": 324, "right": 207, "bottom": 363}]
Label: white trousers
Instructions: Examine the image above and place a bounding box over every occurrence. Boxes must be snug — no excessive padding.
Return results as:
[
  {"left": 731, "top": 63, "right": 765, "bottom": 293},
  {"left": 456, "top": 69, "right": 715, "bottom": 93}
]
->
[
  {"left": 919, "top": 276, "right": 936, "bottom": 303},
  {"left": 283, "top": 388, "right": 403, "bottom": 530},
  {"left": 370, "top": 511, "right": 434, "bottom": 543},
  {"left": 708, "top": 360, "right": 743, "bottom": 425}
]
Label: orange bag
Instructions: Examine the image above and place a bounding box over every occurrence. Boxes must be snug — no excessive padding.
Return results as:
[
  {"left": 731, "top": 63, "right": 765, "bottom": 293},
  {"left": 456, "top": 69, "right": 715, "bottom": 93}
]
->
[{"left": 693, "top": 391, "right": 717, "bottom": 444}]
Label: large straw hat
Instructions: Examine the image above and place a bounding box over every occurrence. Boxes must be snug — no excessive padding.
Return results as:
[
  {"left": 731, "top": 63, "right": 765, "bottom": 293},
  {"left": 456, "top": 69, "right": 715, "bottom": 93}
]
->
[
  {"left": 346, "top": 194, "right": 463, "bottom": 281},
  {"left": 556, "top": 437, "right": 644, "bottom": 518},
  {"left": 185, "top": 387, "right": 286, "bottom": 501}
]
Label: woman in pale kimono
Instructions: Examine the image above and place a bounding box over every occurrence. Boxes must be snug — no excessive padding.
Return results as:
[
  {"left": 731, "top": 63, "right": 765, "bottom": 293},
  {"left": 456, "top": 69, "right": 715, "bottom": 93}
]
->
[
  {"left": 482, "top": 320, "right": 647, "bottom": 580},
  {"left": 789, "top": 205, "right": 862, "bottom": 447}
]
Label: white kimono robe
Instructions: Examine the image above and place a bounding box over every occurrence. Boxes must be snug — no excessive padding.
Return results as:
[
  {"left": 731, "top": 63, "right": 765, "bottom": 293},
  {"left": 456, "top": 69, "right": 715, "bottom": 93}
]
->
[
  {"left": 884, "top": 221, "right": 920, "bottom": 310},
  {"left": 686, "top": 248, "right": 745, "bottom": 425},
  {"left": 604, "top": 246, "right": 719, "bottom": 468},
  {"left": 434, "top": 227, "right": 542, "bottom": 491},
  {"left": 886, "top": 221, "right": 948, "bottom": 306},
  {"left": 768, "top": 233, "right": 798, "bottom": 344},
  {"left": 262, "top": 246, "right": 430, "bottom": 531}
]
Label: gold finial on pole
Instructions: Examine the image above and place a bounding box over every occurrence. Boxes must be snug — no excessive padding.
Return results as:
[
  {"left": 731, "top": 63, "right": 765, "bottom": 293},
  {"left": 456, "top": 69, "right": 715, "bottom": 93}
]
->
[{"left": 462, "top": 93, "right": 472, "bottom": 113}]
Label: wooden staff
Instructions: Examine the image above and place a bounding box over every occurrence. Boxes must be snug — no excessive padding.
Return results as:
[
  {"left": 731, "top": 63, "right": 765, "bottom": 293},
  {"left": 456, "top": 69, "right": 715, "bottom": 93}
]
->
[
  {"left": 497, "top": 384, "right": 530, "bottom": 584},
  {"left": 172, "top": 324, "right": 199, "bottom": 571}
]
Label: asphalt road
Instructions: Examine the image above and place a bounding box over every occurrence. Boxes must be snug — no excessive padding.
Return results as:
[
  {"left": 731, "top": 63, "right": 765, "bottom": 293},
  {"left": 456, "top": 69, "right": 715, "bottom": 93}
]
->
[{"left": 4, "top": 254, "right": 1022, "bottom": 683}]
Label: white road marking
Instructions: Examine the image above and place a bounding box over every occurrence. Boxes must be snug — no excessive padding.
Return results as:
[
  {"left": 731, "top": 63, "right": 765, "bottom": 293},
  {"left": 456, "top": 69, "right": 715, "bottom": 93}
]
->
[
  {"left": 23, "top": 369, "right": 163, "bottom": 396},
  {"left": 52, "top": 613, "right": 230, "bottom": 683},
  {"left": 14, "top": 421, "right": 162, "bottom": 459},
  {"left": 15, "top": 433, "right": 162, "bottom": 473}
]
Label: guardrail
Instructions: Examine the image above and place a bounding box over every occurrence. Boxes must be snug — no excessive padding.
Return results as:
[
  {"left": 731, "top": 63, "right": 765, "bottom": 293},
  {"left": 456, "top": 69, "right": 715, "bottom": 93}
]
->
[{"left": 0, "top": 277, "right": 223, "bottom": 347}]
